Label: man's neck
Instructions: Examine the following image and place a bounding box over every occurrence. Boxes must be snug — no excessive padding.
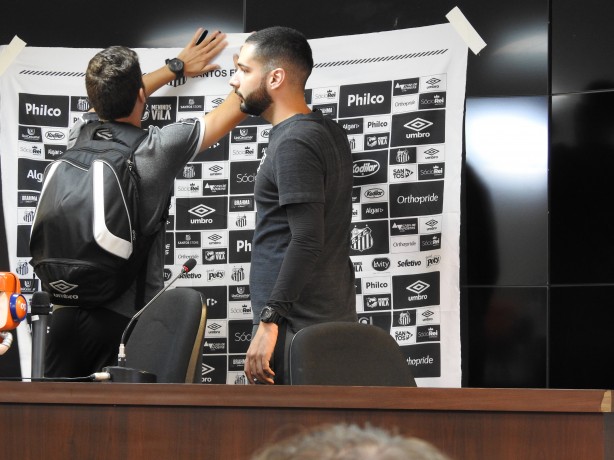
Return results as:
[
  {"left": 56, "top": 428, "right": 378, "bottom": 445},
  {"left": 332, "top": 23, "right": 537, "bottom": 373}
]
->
[{"left": 267, "top": 102, "right": 311, "bottom": 126}]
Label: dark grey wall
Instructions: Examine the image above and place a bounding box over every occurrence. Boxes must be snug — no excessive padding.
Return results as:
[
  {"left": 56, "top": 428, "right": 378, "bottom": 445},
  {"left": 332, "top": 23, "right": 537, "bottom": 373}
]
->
[{"left": 3, "top": 0, "right": 614, "bottom": 388}]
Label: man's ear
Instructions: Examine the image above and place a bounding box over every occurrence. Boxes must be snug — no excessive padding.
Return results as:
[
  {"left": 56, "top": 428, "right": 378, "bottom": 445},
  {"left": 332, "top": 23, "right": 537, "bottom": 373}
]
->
[
  {"left": 137, "top": 87, "right": 147, "bottom": 104},
  {"left": 268, "top": 68, "right": 285, "bottom": 89}
]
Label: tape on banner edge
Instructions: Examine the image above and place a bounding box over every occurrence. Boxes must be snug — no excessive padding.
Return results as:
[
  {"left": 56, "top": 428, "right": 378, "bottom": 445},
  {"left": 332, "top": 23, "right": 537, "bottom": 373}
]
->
[
  {"left": 446, "top": 6, "right": 487, "bottom": 55},
  {"left": 0, "top": 35, "right": 27, "bottom": 77}
]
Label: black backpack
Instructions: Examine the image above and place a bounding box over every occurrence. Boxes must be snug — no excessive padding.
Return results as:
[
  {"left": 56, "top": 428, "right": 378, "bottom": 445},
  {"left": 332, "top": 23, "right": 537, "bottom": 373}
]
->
[{"left": 29, "top": 120, "right": 159, "bottom": 308}]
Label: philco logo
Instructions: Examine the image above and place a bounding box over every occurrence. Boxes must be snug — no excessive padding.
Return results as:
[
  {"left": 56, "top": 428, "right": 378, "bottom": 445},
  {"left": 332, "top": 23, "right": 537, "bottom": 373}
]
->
[
  {"left": 364, "top": 188, "right": 384, "bottom": 199},
  {"left": 19, "top": 94, "right": 69, "bottom": 127},
  {"left": 353, "top": 159, "right": 380, "bottom": 177},
  {"left": 339, "top": 81, "right": 391, "bottom": 118},
  {"left": 349, "top": 92, "right": 385, "bottom": 107},
  {"left": 25, "top": 103, "right": 61, "bottom": 117}
]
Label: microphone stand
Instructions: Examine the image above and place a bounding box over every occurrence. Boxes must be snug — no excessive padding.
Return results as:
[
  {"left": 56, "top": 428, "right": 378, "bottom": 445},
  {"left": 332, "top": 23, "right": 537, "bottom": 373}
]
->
[
  {"left": 102, "top": 259, "right": 196, "bottom": 383},
  {"left": 30, "top": 292, "right": 52, "bottom": 379}
]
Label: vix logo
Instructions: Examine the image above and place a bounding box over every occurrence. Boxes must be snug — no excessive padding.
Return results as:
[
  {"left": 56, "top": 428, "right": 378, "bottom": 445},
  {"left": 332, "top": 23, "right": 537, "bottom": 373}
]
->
[{"left": 404, "top": 118, "right": 433, "bottom": 132}]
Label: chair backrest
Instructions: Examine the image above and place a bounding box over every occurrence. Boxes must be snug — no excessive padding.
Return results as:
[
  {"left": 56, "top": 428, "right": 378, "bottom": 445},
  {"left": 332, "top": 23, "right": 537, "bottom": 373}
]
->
[
  {"left": 126, "top": 287, "right": 206, "bottom": 383},
  {"left": 288, "top": 321, "right": 417, "bottom": 386}
]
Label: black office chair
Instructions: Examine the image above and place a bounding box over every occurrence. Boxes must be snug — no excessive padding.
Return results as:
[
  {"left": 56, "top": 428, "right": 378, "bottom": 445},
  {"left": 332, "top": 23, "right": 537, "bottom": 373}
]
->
[
  {"left": 288, "top": 321, "right": 417, "bottom": 386},
  {"left": 125, "top": 287, "right": 206, "bottom": 383}
]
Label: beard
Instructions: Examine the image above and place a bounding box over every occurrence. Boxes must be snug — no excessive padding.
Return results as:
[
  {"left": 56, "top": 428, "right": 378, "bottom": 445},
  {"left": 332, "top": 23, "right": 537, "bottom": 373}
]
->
[{"left": 238, "top": 79, "right": 272, "bottom": 117}]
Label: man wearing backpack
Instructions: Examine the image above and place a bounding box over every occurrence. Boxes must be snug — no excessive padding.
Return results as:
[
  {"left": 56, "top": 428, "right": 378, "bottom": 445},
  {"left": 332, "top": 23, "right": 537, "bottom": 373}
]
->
[{"left": 43, "top": 29, "right": 246, "bottom": 378}]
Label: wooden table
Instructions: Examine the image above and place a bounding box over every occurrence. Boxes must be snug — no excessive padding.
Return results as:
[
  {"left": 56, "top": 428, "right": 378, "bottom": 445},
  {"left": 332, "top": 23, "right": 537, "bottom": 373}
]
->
[{"left": 0, "top": 383, "right": 611, "bottom": 459}]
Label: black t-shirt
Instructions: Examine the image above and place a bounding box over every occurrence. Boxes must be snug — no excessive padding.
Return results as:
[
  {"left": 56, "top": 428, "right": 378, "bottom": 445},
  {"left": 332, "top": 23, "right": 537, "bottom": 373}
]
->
[{"left": 250, "top": 111, "right": 357, "bottom": 331}]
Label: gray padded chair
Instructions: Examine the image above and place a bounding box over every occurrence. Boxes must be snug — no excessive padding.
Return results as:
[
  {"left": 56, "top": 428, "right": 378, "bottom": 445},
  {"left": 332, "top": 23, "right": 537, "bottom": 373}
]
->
[
  {"left": 288, "top": 321, "right": 417, "bottom": 386},
  {"left": 125, "top": 287, "right": 206, "bottom": 383}
]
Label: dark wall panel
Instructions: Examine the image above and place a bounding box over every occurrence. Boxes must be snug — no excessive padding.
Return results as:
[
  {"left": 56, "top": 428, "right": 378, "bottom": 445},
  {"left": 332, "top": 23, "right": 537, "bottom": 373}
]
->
[
  {"left": 552, "top": 0, "right": 614, "bottom": 94},
  {"left": 550, "top": 286, "right": 614, "bottom": 389},
  {"left": 245, "top": 0, "right": 549, "bottom": 98},
  {"left": 465, "top": 96, "right": 549, "bottom": 286},
  {"left": 465, "top": 286, "right": 547, "bottom": 388},
  {"left": 551, "top": 91, "right": 614, "bottom": 284},
  {"left": 0, "top": 0, "right": 245, "bottom": 48}
]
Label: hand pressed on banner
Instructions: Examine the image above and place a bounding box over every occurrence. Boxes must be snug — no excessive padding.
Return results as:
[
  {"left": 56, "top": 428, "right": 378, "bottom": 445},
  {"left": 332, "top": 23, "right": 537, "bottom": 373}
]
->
[
  {"left": 244, "top": 323, "right": 277, "bottom": 385},
  {"left": 178, "top": 28, "right": 227, "bottom": 77}
]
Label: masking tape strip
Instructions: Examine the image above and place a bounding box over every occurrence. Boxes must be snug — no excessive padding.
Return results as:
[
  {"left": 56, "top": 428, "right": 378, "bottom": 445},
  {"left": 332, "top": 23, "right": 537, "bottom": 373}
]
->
[
  {"left": 446, "top": 7, "right": 486, "bottom": 55},
  {"left": 0, "top": 36, "right": 26, "bottom": 77}
]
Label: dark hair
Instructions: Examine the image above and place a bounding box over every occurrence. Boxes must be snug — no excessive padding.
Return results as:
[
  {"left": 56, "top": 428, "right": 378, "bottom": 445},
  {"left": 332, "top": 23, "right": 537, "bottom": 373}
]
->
[
  {"left": 85, "top": 46, "right": 143, "bottom": 121},
  {"left": 245, "top": 26, "right": 313, "bottom": 88}
]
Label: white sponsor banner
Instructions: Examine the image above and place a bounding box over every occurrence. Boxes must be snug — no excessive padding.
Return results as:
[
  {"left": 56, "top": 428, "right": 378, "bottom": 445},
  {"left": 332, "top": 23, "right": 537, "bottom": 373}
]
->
[{"left": 0, "top": 24, "right": 466, "bottom": 386}]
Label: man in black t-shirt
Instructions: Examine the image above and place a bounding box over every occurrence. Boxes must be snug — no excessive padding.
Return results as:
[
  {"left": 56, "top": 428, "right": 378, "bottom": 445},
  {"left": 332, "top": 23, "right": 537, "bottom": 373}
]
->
[{"left": 230, "top": 26, "right": 357, "bottom": 385}]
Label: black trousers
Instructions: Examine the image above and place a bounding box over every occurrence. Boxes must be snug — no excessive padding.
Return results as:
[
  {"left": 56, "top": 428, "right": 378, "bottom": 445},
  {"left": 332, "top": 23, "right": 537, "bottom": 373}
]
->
[{"left": 44, "top": 307, "right": 130, "bottom": 378}]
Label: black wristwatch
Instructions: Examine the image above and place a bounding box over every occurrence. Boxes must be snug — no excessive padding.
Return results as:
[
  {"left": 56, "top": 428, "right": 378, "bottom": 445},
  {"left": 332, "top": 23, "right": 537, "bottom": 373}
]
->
[
  {"left": 165, "top": 58, "right": 184, "bottom": 80},
  {"left": 260, "top": 305, "right": 283, "bottom": 325}
]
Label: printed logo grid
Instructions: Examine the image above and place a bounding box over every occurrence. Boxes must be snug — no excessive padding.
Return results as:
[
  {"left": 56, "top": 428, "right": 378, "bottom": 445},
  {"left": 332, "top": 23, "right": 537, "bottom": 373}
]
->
[{"left": 15, "top": 72, "right": 447, "bottom": 382}]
